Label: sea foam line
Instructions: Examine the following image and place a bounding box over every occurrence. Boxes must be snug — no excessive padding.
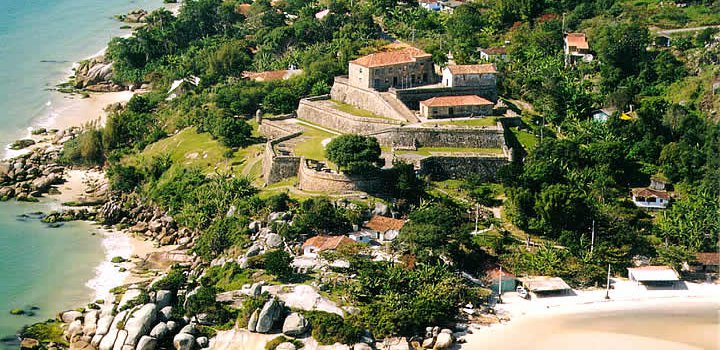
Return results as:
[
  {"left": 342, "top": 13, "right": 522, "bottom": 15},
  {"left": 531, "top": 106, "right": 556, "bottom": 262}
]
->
[{"left": 86, "top": 229, "right": 132, "bottom": 301}]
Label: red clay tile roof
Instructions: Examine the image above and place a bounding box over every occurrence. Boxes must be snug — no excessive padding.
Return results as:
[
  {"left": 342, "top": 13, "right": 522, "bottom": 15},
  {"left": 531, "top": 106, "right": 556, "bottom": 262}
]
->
[
  {"left": 486, "top": 267, "right": 515, "bottom": 279},
  {"left": 350, "top": 46, "right": 431, "bottom": 68},
  {"left": 566, "top": 33, "right": 589, "bottom": 50},
  {"left": 420, "top": 95, "right": 493, "bottom": 107},
  {"left": 302, "top": 235, "right": 356, "bottom": 251},
  {"left": 365, "top": 215, "right": 405, "bottom": 232},
  {"left": 480, "top": 47, "right": 507, "bottom": 55},
  {"left": 236, "top": 3, "right": 251, "bottom": 15},
  {"left": 242, "top": 69, "right": 302, "bottom": 81},
  {"left": 696, "top": 252, "right": 719, "bottom": 265},
  {"left": 446, "top": 64, "right": 497, "bottom": 75},
  {"left": 631, "top": 188, "right": 671, "bottom": 200}
]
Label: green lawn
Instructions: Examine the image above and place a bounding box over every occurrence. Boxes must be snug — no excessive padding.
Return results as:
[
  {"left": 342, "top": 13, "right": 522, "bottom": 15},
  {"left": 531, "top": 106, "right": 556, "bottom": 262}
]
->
[
  {"left": 127, "top": 127, "right": 264, "bottom": 179},
  {"left": 330, "top": 99, "right": 389, "bottom": 120},
  {"left": 512, "top": 128, "right": 538, "bottom": 151},
  {"left": 422, "top": 118, "right": 498, "bottom": 127},
  {"left": 396, "top": 147, "right": 504, "bottom": 156},
  {"left": 292, "top": 125, "right": 336, "bottom": 161}
]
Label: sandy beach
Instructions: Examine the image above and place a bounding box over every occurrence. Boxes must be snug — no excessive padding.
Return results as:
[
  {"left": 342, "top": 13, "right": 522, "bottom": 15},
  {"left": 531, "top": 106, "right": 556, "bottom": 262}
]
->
[{"left": 461, "top": 280, "right": 720, "bottom": 350}]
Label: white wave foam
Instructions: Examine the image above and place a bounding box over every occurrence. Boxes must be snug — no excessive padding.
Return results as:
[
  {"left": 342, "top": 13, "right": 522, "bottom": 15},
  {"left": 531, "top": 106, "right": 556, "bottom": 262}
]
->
[{"left": 86, "top": 229, "right": 132, "bottom": 301}]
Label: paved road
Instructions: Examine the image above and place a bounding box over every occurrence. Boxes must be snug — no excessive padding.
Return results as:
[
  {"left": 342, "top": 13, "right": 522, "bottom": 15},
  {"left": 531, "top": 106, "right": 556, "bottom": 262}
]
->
[{"left": 656, "top": 24, "right": 720, "bottom": 35}]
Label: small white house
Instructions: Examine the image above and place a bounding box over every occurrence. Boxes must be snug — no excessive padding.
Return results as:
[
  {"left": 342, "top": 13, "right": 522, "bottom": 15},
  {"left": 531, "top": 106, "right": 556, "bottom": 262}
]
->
[
  {"left": 348, "top": 232, "right": 373, "bottom": 244},
  {"left": 627, "top": 266, "right": 680, "bottom": 288},
  {"left": 442, "top": 64, "right": 497, "bottom": 88},
  {"left": 631, "top": 188, "right": 670, "bottom": 209},
  {"left": 364, "top": 215, "right": 405, "bottom": 242},
  {"left": 302, "top": 235, "right": 356, "bottom": 258}
]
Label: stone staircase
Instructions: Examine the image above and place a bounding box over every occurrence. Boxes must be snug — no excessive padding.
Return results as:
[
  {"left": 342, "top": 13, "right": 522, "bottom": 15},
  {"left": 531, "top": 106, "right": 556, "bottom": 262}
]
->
[{"left": 380, "top": 92, "right": 419, "bottom": 123}]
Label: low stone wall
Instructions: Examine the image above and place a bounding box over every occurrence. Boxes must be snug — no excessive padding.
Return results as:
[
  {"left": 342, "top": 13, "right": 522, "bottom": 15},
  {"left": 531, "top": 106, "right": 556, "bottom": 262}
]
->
[
  {"left": 297, "top": 159, "right": 383, "bottom": 194},
  {"left": 368, "top": 123, "right": 507, "bottom": 149},
  {"left": 330, "top": 78, "right": 409, "bottom": 121},
  {"left": 297, "top": 96, "right": 403, "bottom": 134},
  {"left": 259, "top": 120, "right": 302, "bottom": 140},
  {"left": 391, "top": 85, "right": 498, "bottom": 109},
  {"left": 418, "top": 155, "right": 510, "bottom": 181},
  {"left": 262, "top": 132, "right": 302, "bottom": 185}
]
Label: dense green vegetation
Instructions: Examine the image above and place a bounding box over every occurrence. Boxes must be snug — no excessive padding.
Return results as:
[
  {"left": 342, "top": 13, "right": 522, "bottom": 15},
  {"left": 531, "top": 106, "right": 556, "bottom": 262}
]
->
[{"left": 53, "top": 0, "right": 720, "bottom": 342}]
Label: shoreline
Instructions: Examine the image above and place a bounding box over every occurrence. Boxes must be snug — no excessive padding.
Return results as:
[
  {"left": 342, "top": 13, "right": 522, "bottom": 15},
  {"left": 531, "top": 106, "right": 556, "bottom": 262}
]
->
[{"left": 461, "top": 281, "right": 720, "bottom": 350}]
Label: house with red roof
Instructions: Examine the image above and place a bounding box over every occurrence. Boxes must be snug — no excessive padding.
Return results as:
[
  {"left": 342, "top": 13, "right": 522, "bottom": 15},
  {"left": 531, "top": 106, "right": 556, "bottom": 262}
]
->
[
  {"left": 420, "top": 95, "right": 494, "bottom": 118},
  {"left": 363, "top": 215, "right": 405, "bottom": 242},
  {"left": 348, "top": 44, "right": 435, "bottom": 90},
  {"left": 564, "top": 32, "right": 592, "bottom": 65},
  {"left": 441, "top": 64, "right": 497, "bottom": 89},
  {"left": 631, "top": 187, "right": 671, "bottom": 209},
  {"left": 302, "top": 235, "right": 356, "bottom": 257}
]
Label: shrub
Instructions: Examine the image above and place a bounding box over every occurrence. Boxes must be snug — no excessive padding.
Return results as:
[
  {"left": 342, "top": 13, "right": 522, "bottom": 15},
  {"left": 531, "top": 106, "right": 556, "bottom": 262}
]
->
[
  {"left": 264, "top": 250, "right": 293, "bottom": 279},
  {"left": 265, "top": 336, "right": 303, "bottom": 350},
  {"left": 305, "top": 311, "right": 362, "bottom": 345},
  {"left": 152, "top": 267, "right": 187, "bottom": 291}
]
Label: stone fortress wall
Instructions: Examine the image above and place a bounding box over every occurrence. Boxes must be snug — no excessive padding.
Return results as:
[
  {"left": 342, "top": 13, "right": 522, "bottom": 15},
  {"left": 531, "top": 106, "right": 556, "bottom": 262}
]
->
[
  {"left": 368, "top": 122, "right": 507, "bottom": 150},
  {"left": 297, "top": 159, "right": 384, "bottom": 194},
  {"left": 329, "top": 77, "right": 411, "bottom": 122},
  {"left": 297, "top": 95, "right": 403, "bottom": 134},
  {"left": 261, "top": 119, "right": 302, "bottom": 185}
]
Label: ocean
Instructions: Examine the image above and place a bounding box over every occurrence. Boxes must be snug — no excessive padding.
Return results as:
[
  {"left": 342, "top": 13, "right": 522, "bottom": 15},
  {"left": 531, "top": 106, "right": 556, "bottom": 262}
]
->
[{"left": 0, "top": 0, "right": 162, "bottom": 347}]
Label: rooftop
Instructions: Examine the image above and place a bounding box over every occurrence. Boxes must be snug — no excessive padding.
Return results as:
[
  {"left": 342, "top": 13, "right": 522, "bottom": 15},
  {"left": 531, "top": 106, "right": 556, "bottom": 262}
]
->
[
  {"left": 631, "top": 187, "right": 671, "bottom": 200},
  {"left": 350, "top": 44, "right": 431, "bottom": 68},
  {"left": 302, "top": 235, "right": 356, "bottom": 251},
  {"left": 365, "top": 215, "right": 405, "bottom": 232},
  {"left": 518, "top": 276, "right": 572, "bottom": 292},
  {"left": 627, "top": 265, "right": 679, "bottom": 282},
  {"left": 420, "top": 95, "right": 493, "bottom": 107},
  {"left": 479, "top": 47, "right": 507, "bottom": 55},
  {"left": 696, "top": 252, "right": 719, "bottom": 266},
  {"left": 565, "top": 33, "right": 589, "bottom": 50},
  {"left": 446, "top": 64, "right": 497, "bottom": 75},
  {"left": 243, "top": 69, "right": 303, "bottom": 82}
]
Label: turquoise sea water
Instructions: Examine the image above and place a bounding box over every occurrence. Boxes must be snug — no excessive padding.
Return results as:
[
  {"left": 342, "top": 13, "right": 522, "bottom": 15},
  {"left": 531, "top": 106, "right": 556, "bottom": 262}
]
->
[
  {"left": 0, "top": 202, "right": 103, "bottom": 348},
  {"left": 0, "top": 0, "right": 162, "bottom": 346}
]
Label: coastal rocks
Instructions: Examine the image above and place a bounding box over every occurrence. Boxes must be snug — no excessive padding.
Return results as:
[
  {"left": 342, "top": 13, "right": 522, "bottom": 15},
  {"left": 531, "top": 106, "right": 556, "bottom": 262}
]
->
[
  {"left": 20, "top": 338, "right": 40, "bottom": 350},
  {"left": 116, "top": 9, "right": 149, "bottom": 23},
  {"left": 172, "top": 333, "right": 195, "bottom": 350},
  {"left": 74, "top": 56, "right": 120, "bottom": 91},
  {"left": 195, "top": 337, "right": 208, "bottom": 348},
  {"left": 149, "top": 323, "right": 169, "bottom": 339},
  {"left": 159, "top": 307, "right": 173, "bottom": 322},
  {"left": 123, "top": 303, "right": 157, "bottom": 346},
  {"left": 118, "top": 289, "right": 143, "bottom": 310},
  {"left": 61, "top": 311, "right": 84, "bottom": 324},
  {"left": 255, "top": 298, "right": 284, "bottom": 333},
  {"left": 265, "top": 233, "right": 283, "bottom": 248},
  {"left": 10, "top": 139, "right": 36, "bottom": 150},
  {"left": 281, "top": 313, "right": 308, "bottom": 337},
  {"left": 155, "top": 290, "right": 172, "bottom": 309},
  {"left": 275, "top": 342, "right": 296, "bottom": 350},
  {"left": 247, "top": 309, "right": 260, "bottom": 332},
  {"left": 354, "top": 343, "right": 372, "bottom": 350},
  {"left": 136, "top": 336, "right": 157, "bottom": 350},
  {"left": 432, "top": 332, "right": 453, "bottom": 350}
]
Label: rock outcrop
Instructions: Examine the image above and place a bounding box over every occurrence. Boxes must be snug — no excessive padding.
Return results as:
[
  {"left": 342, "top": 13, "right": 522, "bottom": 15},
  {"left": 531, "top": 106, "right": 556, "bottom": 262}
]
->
[
  {"left": 255, "top": 298, "right": 284, "bottom": 333},
  {"left": 282, "top": 313, "right": 309, "bottom": 337}
]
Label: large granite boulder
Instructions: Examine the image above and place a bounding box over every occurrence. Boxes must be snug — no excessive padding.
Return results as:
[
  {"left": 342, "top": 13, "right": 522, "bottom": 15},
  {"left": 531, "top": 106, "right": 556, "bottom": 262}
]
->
[
  {"left": 124, "top": 303, "right": 158, "bottom": 346},
  {"left": 247, "top": 309, "right": 259, "bottom": 332},
  {"left": 61, "top": 310, "right": 83, "bottom": 323},
  {"left": 282, "top": 313, "right": 309, "bottom": 337},
  {"left": 265, "top": 233, "right": 283, "bottom": 248},
  {"left": 155, "top": 290, "right": 172, "bottom": 309},
  {"left": 432, "top": 332, "right": 453, "bottom": 350},
  {"left": 173, "top": 333, "right": 195, "bottom": 350},
  {"left": 158, "top": 306, "right": 172, "bottom": 322},
  {"left": 275, "top": 343, "right": 296, "bottom": 350},
  {"left": 149, "top": 323, "right": 168, "bottom": 339},
  {"left": 136, "top": 336, "right": 157, "bottom": 350},
  {"left": 255, "top": 299, "right": 283, "bottom": 333}
]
